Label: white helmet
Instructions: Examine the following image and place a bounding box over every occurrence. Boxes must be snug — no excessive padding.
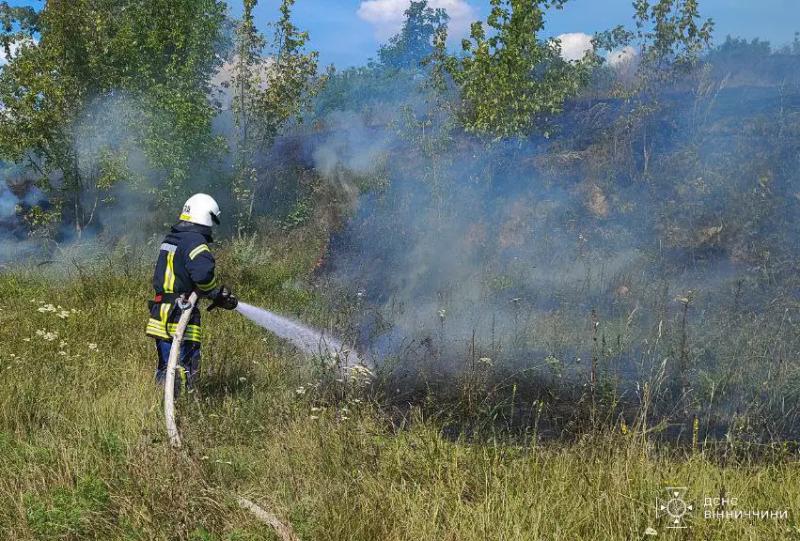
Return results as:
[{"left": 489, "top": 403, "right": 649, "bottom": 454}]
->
[{"left": 179, "top": 193, "right": 221, "bottom": 227}]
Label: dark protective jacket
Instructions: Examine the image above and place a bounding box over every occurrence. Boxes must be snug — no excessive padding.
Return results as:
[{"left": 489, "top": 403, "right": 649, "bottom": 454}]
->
[{"left": 145, "top": 221, "right": 219, "bottom": 343}]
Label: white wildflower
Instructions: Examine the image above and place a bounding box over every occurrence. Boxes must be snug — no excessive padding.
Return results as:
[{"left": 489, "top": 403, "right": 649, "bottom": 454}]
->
[
  {"left": 310, "top": 415, "right": 319, "bottom": 420},
  {"left": 295, "top": 386, "right": 306, "bottom": 396},
  {"left": 88, "top": 343, "right": 98, "bottom": 351},
  {"left": 35, "top": 329, "right": 58, "bottom": 341},
  {"left": 644, "top": 527, "right": 657, "bottom": 536},
  {"left": 37, "top": 304, "right": 56, "bottom": 313},
  {"left": 349, "top": 364, "right": 374, "bottom": 378},
  {"left": 57, "top": 310, "right": 70, "bottom": 319}
]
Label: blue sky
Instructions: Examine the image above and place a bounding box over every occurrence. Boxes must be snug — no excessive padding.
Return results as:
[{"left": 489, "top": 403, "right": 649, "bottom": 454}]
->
[
  {"left": 234, "top": 0, "right": 800, "bottom": 66},
  {"left": 8, "top": 0, "right": 800, "bottom": 67}
]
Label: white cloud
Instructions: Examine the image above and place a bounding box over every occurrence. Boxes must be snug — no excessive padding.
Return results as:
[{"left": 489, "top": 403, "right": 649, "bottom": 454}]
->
[
  {"left": 556, "top": 32, "right": 593, "bottom": 62},
  {"left": 0, "top": 39, "right": 36, "bottom": 67},
  {"left": 357, "top": 0, "right": 476, "bottom": 42},
  {"left": 0, "top": 45, "right": 14, "bottom": 67},
  {"left": 607, "top": 45, "right": 637, "bottom": 67},
  {"left": 553, "top": 33, "right": 638, "bottom": 69}
]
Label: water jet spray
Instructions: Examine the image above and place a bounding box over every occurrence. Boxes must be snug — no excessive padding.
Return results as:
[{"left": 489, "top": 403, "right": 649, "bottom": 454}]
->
[{"left": 235, "top": 301, "right": 371, "bottom": 371}]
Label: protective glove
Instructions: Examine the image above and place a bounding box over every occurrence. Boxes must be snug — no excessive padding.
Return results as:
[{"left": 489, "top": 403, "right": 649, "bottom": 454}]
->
[{"left": 207, "top": 285, "right": 238, "bottom": 311}]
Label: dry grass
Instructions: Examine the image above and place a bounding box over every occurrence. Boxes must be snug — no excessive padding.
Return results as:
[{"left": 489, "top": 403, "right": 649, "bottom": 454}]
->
[{"left": 1, "top": 248, "right": 799, "bottom": 540}]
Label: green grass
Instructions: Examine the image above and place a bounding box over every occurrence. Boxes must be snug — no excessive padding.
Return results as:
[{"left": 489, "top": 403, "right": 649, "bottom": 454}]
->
[{"left": 1, "top": 232, "right": 799, "bottom": 540}]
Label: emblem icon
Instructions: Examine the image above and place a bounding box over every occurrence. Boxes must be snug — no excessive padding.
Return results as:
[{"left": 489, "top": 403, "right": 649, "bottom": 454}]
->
[{"left": 657, "top": 487, "right": 693, "bottom": 529}]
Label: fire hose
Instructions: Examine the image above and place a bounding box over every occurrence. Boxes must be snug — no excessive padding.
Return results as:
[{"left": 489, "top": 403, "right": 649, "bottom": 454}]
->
[{"left": 163, "top": 292, "right": 300, "bottom": 541}]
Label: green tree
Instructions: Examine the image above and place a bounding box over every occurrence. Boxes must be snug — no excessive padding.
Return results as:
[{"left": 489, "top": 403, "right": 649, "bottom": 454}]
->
[
  {"left": 595, "top": 0, "right": 713, "bottom": 81},
  {"left": 231, "top": 0, "right": 321, "bottom": 233},
  {"left": 593, "top": 0, "right": 713, "bottom": 176},
  {"left": 0, "top": 2, "right": 38, "bottom": 61},
  {"left": 231, "top": 0, "right": 267, "bottom": 233},
  {"left": 778, "top": 31, "right": 800, "bottom": 55},
  {"left": 442, "top": 0, "right": 593, "bottom": 139},
  {"left": 0, "top": 0, "right": 226, "bottom": 236},
  {"left": 379, "top": 1, "right": 449, "bottom": 70}
]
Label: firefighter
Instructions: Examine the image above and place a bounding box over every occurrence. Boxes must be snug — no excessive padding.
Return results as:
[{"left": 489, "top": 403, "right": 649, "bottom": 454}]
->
[{"left": 146, "top": 193, "right": 238, "bottom": 392}]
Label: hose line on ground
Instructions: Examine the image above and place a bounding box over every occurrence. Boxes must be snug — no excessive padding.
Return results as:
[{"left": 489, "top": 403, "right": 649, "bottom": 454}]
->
[{"left": 163, "top": 292, "right": 300, "bottom": 541}]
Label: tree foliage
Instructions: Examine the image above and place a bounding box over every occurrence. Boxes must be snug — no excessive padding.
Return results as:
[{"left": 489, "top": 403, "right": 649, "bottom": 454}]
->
[
  {"left": 0, "top": 1, "right": 38, "bottom": 60},
  {"left": 0, "top": 0, "right": 227, "bottom": 235},
  {"left": 379, "top": 1, "right": 449, "bottom": 70},
  {"left": 231, "top": 0, "right": 267, "bottom": 233},
  {"left": 595, "top": 0, "right": 714, "bottom": 83},
  {"left": 442, "top": 0, "right": 593, "bottom": 139},
  {"left": 255, "top": 0, "right": 320, "bottom": 148},
  {"left": 230, "top": 0, "right": 321, "bottom": 233},
  {"left": 592, "top": 0, "right": 714, "bottom": 177}
]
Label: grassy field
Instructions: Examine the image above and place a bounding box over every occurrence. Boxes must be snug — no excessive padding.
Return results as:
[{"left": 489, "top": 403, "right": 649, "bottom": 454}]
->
[{"left": 1, "top": 233, "right": 799, "bottom": 540}]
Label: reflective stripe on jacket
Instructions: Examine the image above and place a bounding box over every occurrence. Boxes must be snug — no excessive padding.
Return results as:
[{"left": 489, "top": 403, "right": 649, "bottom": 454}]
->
[{"left": 145, "top": 221, "right": 218, "bottom": 343}]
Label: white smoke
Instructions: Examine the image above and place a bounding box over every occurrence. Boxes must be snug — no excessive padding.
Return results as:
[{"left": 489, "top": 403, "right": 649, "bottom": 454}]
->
[
  {"left": 0, "top": 184, "right": 18, "bottom": 219},
  {"left": 312, "top": 111, "right": 390, "bottom": 177}
]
